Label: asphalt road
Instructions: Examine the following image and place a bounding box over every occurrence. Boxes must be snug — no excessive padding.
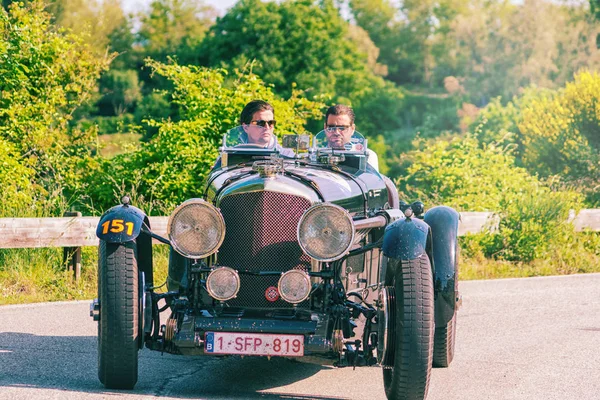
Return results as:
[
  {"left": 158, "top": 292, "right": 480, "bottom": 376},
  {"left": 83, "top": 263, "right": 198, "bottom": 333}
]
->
[{"left": 1, "top": 273, "right": 599, "bottom": 400}]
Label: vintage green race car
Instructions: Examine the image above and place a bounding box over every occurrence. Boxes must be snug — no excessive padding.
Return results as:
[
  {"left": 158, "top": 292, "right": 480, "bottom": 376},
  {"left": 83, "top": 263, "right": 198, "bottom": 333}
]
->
[{"left": 90, "top": 128, "right": 460, "bottom": 400}]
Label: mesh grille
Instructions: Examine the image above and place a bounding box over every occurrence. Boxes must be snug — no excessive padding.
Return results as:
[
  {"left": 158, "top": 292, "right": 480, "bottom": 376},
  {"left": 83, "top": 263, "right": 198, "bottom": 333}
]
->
[{"left": 217, "top": 191, "right": 312, "bottom": 309}]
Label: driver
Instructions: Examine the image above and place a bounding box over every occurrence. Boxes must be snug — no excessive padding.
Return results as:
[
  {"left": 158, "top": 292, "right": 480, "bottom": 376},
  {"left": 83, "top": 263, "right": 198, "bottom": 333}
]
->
[
  {"left": 239, "top": 100, "right": 277, "bottom": 147},
  {"left": 239, "top": 100, "right": 293, "bottom": 156},
  {"left": 324, "top": 104, "right": 379, "bottom": 170}
]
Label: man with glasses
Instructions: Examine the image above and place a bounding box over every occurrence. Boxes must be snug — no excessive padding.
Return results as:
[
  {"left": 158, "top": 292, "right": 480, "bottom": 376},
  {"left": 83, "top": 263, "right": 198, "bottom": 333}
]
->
[
  {"left": 240, "top": 100, "right": 278, "bottom": 147},
  {"left": 324, "top": 104, "right": 356, "bottom": 150},
  {"left": 324, "top": 104, "right": 379, "bottom": 170}
]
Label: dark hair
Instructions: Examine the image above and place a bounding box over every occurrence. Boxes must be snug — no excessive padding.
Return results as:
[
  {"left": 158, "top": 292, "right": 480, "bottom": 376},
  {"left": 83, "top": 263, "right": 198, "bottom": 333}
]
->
[
  {"left": 325, "top": 104, "right": 355, "bottom": 124},
  {"left": 240, "top": 100, "right": 274, "bottom": 124}
]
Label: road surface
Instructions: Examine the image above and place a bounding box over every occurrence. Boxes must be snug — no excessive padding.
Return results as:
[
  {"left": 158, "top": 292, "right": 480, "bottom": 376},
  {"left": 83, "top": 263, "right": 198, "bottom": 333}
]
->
[{"left": 1, "top": 273, "right": 599, "bottom": 399}]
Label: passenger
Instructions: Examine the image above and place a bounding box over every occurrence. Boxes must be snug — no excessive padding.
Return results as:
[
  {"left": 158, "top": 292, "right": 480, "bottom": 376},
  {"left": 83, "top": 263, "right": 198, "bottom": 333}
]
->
[
  {"left": 324, "top": 104, "right": 379, "bottom": 171},
  {"left": 324, "top": 104, "right": 356, "bottom": 150}
]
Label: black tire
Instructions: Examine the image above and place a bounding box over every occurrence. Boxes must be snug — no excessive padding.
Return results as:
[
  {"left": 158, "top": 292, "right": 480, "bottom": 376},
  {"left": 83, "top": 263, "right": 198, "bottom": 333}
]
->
[
  {"left": 383, "top": 255, "right": 434, "bottom": 400},
  {"left": 433, "top": 314, "right": 456, "bottom": 368},
  {"left": 98, "top": 240, "right": 140, "bottom": 389}
]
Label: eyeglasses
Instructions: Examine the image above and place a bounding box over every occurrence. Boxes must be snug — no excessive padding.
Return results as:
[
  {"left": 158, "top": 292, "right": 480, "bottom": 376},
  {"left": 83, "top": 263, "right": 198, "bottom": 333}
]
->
[
  {"left": 250, "top": 120, "right": 276, "bottom": 128},
  {"left": 325, "top": 125, "right": 351, "bottom": 132}
]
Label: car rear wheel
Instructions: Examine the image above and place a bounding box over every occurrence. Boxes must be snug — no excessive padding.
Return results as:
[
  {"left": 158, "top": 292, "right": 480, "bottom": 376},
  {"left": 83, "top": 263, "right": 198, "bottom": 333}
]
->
[
  {"left": 383, "top": 255, "right": 434, "bottom": 400},
  {"left": 98, "top": 240, "right": 140, "bottom": 389},
  {"left": 433, "top": 313, "right": 456, "bottom": 368}
]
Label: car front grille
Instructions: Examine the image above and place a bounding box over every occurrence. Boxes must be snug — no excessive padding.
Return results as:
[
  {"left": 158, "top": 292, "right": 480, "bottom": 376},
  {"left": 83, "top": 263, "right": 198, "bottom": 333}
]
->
[{"left": 217, "top": 191, "right": 312, "bottom": 309}]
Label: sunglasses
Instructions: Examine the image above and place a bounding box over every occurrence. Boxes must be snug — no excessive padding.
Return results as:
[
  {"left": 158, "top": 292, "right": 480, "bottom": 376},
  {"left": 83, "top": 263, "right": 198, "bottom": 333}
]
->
[
  {"left": 325, "top": 125, "right": 351, "bottom": 132},
  {"left": 250, "top": 120, "right": 277, "bottom": 128}
]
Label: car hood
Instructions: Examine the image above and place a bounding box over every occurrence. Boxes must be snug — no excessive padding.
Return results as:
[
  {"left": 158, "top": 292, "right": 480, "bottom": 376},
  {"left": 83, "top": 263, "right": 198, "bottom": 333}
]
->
[{"left": 205, "top": 162, "right": 387, "bottom": 216}]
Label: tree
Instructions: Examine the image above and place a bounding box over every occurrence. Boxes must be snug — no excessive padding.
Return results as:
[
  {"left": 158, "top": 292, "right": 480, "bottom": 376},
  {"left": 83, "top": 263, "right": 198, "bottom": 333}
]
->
[
  {"left": 86, "top": 61, "right": 324, "bottom": 211},
  {"left": 137, "top": 0, "right": 217, "bottom": 65},
  {"left": 0, "top": 1, "right": 110, "bottom": 212},
  {"left": 395, "top": 135, "right": 583, "bottom": 262},
  {"left": 199, "top": 0, "right": 405, "bottom": 134},
  {"left": 99, "top": 70, "right": 143, "bottom": 116},
  {"left": 591, "top": 0, "right": 600, "bottom": 19},
  {"left": 47, "top": 0, "right": 130, "bottom": 56}
]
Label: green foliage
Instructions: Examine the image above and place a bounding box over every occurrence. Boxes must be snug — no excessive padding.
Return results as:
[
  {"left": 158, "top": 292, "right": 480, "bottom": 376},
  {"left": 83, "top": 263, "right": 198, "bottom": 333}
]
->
[
  {"left": 395, "top": 135, "right": 585, "bottom": 263},
  {"left": 86, "top": 61, "right": 324, "bottom": 212},
  {"left": 592, "top": 0, "right": 600, "bottom": 20},
  {"left": 395, "top": 136, "right": 536, "bottom": 210},
  {"left": 0, "top": 1, "right": 110, "bottom": 215},
  {"left": 488, "top": 187, "right": 581, "bottom": 262},
  {"left": 98, "top": 69, "right": 142, "bottom": 116},
  {"left": 472, "top": 97, "right": 521, "bottom": 147},
  {"left": 0, "top": 138, "right": 35, "bottom": 216},
  {"left": 137, "top": 0, "right": 216, "bottom": 65},
  {"left": 472, "top": 71, "right": 600, "bottom": 206},
  {"left": 350, "top": 0, "right": 599, "bottom": 106},
  {"left": 77, "top": 114, "right": 137, "bottom": 136},
  {"left": 199, "top": 0, "right": 405, "bottom": 135},
  {"left": 518, "top": 71, "right": 600, "bottom": 204}
]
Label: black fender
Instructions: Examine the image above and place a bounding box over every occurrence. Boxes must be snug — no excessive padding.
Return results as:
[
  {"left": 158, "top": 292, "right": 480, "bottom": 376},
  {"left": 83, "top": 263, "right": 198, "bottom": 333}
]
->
[
  {"left": 96, "top": 204, "right": 153, "bottom": 286},
  {"left": 382, "top": 216, "right": 430, "bottom": 260},
  {"left": 424, "top": 206, "right": 460, "bottom": 327}
]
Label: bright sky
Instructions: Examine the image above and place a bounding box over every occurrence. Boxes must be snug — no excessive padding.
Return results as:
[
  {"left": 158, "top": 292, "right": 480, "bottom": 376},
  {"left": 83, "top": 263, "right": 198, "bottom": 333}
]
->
[{"left": 121, "top": 0, "right": 239, "bottom": 15}]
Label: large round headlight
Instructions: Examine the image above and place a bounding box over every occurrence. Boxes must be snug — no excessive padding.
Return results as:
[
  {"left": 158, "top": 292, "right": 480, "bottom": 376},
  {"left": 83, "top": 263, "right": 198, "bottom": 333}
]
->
[
  {"left": 206, "top": 267, "right": 240, "bottom": 301},
  {"left": 297, "top": 203, "right": 355, "bottom": 261},
  {"left": 278, "top": 270, "right": 311, "bottom": 304},
  {"left": 167, "top": 199, "right": 225, "bottom": 258}
]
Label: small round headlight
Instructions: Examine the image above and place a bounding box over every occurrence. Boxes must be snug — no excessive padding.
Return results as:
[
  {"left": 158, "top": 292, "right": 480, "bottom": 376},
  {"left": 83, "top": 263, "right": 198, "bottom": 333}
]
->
[
  {"left": 206, "top": 267, "right": 240, "bottom": 301},
  {"left": 297, "top": 203, "right": 355, "bottom": 261},
  {"left": 167, "top": 199, "right": 225, "bottom": 258},
  {"left": 278, "top": 270, "right": 311, "bottom": 304}
]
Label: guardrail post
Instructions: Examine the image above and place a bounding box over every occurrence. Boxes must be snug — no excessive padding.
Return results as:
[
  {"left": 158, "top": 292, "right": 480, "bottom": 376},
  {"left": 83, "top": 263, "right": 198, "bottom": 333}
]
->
[{"left": 63, "top": 211, "right": 82, "bottom": 282}]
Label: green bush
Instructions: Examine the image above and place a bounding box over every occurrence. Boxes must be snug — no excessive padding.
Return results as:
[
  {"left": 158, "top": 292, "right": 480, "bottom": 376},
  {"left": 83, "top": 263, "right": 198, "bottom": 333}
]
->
[
  {"left": 519, "top": 71, "right": 600, "bottom": 205},
  {"left": 395, "top": 135, "right": 537, "bottom": 211},
  {"left": 85, "top": 61, "right": 324, "bottom": 212},
  {"left": 0, "top": 138, "right": 36, "bottom": 216},
  {"left": 395, "top": 135, "right": 584, "bottom": 263},
  {"left": 0, "top": 1, "right": 110, "bottom": 216},
  {"left": 471, "top": 71, "right": 600, "bottom": 206},
  {"left": 78, "top": 114, "right": 137, "bottom": 135}
]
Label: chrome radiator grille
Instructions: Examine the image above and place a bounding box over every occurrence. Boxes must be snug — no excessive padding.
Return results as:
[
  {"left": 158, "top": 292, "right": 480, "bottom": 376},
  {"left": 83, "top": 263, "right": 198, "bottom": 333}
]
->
[{"left": 217, "top": 191, "right": 312, "bottom": 309}]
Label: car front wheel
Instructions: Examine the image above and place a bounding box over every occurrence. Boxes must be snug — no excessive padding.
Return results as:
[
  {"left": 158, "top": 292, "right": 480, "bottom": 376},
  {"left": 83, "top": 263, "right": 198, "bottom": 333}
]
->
[
  {"left": 98, "top": 240, "right": 140, "bottom": 389},
  {"left": 383, "top": 254, "right": 434, "bottom": 400}
]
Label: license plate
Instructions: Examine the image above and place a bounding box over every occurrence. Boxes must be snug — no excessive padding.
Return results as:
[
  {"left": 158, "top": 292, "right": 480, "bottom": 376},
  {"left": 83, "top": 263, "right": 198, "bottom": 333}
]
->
[{"left": 204, "top": 332, "right": 304, "bottom": 357}]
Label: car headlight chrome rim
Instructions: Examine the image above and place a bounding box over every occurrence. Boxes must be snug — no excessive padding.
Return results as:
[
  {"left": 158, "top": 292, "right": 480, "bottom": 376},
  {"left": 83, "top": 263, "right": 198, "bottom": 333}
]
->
[
  {"left": 297, "top": 203, "right": 355, "bottom": 261},
  {"left": 206, "top": 267, "right": 240, "bottom": 301},
  {"left": 278, "top": 270, "right": 311, "bottom": 304},
  {"left": 167, "top": 199, "right": 226, "bottom": 258}
]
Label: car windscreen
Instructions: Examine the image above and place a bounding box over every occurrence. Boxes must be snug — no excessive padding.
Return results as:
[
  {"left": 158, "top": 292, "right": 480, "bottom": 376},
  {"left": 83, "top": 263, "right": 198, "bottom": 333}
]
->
[
  {"left": 222, "top": 126, "right": 280, "bottom": 151},
  {"left": 313, "top": 130, "right": 368, "bottom": 154}
]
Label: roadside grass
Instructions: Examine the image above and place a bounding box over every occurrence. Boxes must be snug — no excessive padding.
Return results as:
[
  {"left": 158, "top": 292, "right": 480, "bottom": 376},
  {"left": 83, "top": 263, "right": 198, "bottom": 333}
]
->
[
  {"left": 1, "top": 243, "right": 599, "bottom": 305},
  {"left": 460, "top": 255, "right": 600, "bottom": 280},
  {"left": 0, "top": 245, "right": 169, "bottom": 306}
]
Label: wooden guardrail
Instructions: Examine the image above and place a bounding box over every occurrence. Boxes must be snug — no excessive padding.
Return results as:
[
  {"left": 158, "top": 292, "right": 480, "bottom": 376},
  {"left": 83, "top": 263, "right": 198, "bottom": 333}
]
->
[
  {"left": 0, "top": 210, "right": 598, "bottom": 250},
  {"left": 0, "top": 210, "right": 598, "bottom": 280}
]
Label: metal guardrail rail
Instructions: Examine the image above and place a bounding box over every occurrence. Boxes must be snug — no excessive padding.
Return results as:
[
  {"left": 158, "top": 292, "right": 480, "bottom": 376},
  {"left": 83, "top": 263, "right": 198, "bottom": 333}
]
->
[{"left": 0, "top": 210, "right": 598, "bottom": 250}]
